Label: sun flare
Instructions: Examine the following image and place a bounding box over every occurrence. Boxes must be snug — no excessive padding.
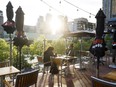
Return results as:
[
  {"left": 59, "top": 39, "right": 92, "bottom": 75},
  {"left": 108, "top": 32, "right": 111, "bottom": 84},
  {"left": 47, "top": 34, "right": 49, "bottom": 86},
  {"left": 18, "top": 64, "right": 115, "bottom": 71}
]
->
[{"left": 49, "top": 16, "right": 62, "bottom": 35}]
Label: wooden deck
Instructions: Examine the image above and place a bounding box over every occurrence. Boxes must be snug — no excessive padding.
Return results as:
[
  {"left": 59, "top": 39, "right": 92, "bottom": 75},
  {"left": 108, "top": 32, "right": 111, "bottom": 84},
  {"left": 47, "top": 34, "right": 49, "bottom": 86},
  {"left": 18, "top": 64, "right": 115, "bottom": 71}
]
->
[
  {"left": 3, "top": 56, "right": 115, "bottom": 87},
  {"left": 36, "top": 59, "right": 115, "bottom": 87}
]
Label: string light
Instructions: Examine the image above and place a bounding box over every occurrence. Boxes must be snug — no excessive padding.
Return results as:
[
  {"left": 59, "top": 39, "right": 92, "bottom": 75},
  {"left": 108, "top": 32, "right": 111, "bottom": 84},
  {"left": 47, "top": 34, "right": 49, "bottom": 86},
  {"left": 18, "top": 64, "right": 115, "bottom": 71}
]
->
[
  {"left": 59, "top": 1, "right": 61, "bottom": 4},
  {"left": 49, "top": 8, "right": 51, "bottom": 11},
  {"left": 89, "top": 13, "right": 91, "bottom": 18},
  {"left": 41, "top": 0, "right": 95, "bottom": 20},
  {"left": 41, "top": 0, "right": 64, "bottom": 14},
  {"left": 40, "top": 0, "right": 74, "bottom": 20},
  {"left": 63, "top": 0, "right": 95, "bottom": 16}
]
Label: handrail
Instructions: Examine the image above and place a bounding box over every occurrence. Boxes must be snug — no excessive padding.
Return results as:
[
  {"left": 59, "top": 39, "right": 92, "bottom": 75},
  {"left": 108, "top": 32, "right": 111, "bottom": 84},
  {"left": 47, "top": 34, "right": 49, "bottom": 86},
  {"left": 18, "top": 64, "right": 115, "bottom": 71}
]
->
[{"left": 91, "top": 76, "right": 116, "bottom": 87}]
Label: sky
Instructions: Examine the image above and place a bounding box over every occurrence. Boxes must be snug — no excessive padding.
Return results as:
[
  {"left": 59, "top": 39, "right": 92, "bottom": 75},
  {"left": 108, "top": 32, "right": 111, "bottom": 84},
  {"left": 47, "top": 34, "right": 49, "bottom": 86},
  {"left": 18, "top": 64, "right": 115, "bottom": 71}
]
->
[{"left": 0, "top": 0, "right": 102, "bottom": 26}]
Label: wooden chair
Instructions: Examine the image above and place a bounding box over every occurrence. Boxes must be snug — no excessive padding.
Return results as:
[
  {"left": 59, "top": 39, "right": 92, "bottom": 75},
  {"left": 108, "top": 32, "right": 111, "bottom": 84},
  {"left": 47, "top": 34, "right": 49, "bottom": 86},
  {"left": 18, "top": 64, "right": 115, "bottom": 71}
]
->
[
  {"left": 51, "top": 57, "right": 67, "bottom": 87},
  {"left": 66, "top": 57, "right": 78, "bottom": 69},
  {"left": 91, "top": 76, "right": 116, "bottom": 87},
  {"left": 4, "top": 69, "right": 39, "bottom": 87},
  {"left": 36, "top": 56, "right": 51, "bottom": 73}
]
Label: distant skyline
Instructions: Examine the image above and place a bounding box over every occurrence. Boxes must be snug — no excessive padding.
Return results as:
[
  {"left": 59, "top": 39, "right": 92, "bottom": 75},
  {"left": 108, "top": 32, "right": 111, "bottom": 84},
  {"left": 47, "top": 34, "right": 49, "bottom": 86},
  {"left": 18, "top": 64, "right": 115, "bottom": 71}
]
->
[{"left": 0, "top": 0, "right": 102, "bottom": 26}]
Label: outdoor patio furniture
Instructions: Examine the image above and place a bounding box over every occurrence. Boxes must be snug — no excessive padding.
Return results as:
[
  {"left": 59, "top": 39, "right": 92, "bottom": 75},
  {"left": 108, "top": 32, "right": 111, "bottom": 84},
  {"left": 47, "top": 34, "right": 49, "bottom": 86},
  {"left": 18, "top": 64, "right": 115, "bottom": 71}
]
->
[
  {"left": 102, "top": 71, "right": 116, "bottom": 81},
  {"left": 35, "top": 56, "right": 51, "bottom": 73},
  {"left": 91, "top": 76, "right": 116, "bottom": 87},
  {"left": 0, "top": 61, "right": 14, "bottom": 86},
  {"left": 0, "top": 66, "right": 20, "bottom": 87},
  {"left": 50, "top": 56, "right": 68, "bottom": 87},
  {"left": 3, "top": 69, "right": 39, "bottom": 87},
  {"left": 67, "top": 56, "right": 78, "bottom": 69}
]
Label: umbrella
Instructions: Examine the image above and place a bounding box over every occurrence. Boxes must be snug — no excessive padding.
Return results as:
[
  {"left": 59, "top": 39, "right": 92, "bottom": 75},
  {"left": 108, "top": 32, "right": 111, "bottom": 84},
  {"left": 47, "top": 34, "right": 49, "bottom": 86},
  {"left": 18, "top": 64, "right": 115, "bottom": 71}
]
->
[
  {"left": 112, "top": 31, "right": 116, "bottom": 64},
  {"left": 63, "top": 31, "right": 95, "bottom": 37},
  {"left": 15, "top": 6, "right": 24, "bottom": 32},
  {"left": 64, "top": 31, "right": 95, "bottom": 69},
  {"left": 14, "top": 6, "right": 26, "bottom": 71},
  {"left": 6, "top": 1, "right": 14, "bottom": 21},
  {"left": 2, "top": 1, "right": 16, "bottom": 34},
  {"left": 1, "top": 1, "right": 16, "bottom": 67},
  {"left": 89, "top": 9, "right": 106, "bottom": 77}
]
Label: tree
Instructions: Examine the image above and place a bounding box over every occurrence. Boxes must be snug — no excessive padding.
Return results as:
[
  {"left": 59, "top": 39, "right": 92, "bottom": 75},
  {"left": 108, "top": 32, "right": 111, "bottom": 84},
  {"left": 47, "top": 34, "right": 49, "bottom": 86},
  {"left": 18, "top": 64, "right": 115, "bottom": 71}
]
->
[
  {"left": 0, "top": 39, "right": 10, "bottom": 61},
  {"left": 51, "top": 39, "right": 66, "bottom": 54}
]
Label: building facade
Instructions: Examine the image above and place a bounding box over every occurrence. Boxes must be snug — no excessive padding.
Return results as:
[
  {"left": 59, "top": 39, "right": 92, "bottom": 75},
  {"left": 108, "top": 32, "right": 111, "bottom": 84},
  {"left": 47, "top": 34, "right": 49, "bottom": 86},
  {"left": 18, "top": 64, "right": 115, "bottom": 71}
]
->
[
  {"left": 103, "top": 0, "right": 116, "bottom": 23},
  {"left": 0, "top": 10, "right": 4, "bottom": 38},
  {"left": 68, "top": 18, "right": 95, "bottom": 32}
]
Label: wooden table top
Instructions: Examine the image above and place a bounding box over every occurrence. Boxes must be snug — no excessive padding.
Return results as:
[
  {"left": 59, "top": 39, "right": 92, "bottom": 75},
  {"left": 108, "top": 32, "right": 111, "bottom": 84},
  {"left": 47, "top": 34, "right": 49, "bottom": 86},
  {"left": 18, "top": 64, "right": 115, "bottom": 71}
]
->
[
  {"left": 103, "top": 70, "right": 116, "bottom": 81},
  {"left": 0, "top": 66, "right": 20, "bottom": 76},
  {"left": 51, "top": 56, "right": 77, "bottom": 59}
]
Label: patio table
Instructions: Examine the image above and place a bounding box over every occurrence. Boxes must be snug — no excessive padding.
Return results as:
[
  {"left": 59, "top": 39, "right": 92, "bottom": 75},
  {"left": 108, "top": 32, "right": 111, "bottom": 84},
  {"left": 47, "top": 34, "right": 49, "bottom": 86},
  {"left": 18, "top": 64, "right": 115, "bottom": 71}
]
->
[
  {"left": 0, "top": 66, "right": 20, "bottom": 87},
  {"left": 51, "top": 56, "right": 77, "bottom": 76},
  {"left": 102, "top": 70, "right": 116, "bottom": 81}
]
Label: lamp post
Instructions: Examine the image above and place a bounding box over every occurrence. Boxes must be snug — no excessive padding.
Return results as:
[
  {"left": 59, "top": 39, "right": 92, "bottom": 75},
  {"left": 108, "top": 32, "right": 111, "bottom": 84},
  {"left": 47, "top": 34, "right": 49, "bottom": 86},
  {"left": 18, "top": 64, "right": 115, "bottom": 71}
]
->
[{"left": 2, "top": 1, "right": 16, "bottom": 66}]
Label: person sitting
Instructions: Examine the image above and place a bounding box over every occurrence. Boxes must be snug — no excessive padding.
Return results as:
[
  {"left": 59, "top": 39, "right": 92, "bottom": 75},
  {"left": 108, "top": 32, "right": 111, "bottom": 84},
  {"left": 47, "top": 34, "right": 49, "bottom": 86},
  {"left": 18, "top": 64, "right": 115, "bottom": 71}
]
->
[
  {"left": 66, "top": 43, "right": 75, "bottom": 57},
  {"left": 66, "top": 44, "right": 76, "bottom": 66},
  {"left": 43, "top": 46, "right": 55, "bottom": 73}
]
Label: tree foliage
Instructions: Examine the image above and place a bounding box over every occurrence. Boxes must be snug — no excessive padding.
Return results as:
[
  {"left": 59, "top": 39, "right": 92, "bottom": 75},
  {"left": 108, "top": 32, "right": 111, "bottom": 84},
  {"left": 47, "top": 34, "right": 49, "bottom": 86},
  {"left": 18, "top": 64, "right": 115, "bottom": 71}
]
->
[{"left": 0, "top": 39, "right": 9, "bottom": 61}]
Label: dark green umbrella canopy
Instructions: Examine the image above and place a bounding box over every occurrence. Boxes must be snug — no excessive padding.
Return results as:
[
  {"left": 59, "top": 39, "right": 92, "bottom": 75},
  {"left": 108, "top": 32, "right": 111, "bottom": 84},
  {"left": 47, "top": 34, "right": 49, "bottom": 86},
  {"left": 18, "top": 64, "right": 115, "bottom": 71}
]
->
[
  {"left": 95, "top": 9, "right": 106, "bottom": 39},
  {"left": 89, "top": 9, "right": 107, "bottom": 77},
  {"left": 15, "top": 6, "right": 24, "bottom": 32},
  {"left": 2, "top": 1, "right": 16, "bottom": 34},
  {"left": 63, "top": 31, "right": 95, "bottom": 38},
  {"left": 6, "top": 1, "right": 14, "bottom": 21}
]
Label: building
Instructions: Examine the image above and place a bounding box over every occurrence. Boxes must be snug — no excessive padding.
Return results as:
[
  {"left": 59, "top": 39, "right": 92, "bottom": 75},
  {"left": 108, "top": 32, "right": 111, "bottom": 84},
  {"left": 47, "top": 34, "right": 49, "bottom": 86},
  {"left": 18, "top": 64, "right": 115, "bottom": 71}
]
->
[
  {"left": 36, "top": 16, "right": 45, "bottom": 34},
  {"left": 68, "top": 18, "right": 95, "bottom": 32},
  {"left": 0, "top": 10, "right": 4, "bottom": 38},
  {"left": 35, "top": 13, "right": 70, "bottom": 40},
  {"left": 103, "top": 0, "right": 116, "bottom": 23},
  {"left": 23, "top": 25, "right": 38, "bottom": 40}
]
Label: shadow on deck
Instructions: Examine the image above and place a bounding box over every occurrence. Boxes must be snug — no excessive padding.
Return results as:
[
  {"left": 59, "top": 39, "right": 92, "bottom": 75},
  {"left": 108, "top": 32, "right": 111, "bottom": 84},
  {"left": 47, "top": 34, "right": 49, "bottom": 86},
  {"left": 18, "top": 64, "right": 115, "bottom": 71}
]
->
[{"left": 36, "top": 60, "right": 115, "bottom": 87}]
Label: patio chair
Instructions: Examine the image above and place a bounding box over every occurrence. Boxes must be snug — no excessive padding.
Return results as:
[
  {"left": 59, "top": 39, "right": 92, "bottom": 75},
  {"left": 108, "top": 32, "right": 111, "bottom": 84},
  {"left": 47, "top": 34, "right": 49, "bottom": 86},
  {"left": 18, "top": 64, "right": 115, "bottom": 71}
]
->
[
  {"left": 35, "top": 56, "right": 51, "bottom": 73},
  {"left": 91, "top": 76, "right": 116, "bottom": 87},
  {"left": 66, "top": 56, "right": 78, "bottom": 69},
  {"left": 3, "top": 69, "right": 39, "bottom": 87},
  {"left": 51, "top": 57, "right": 67, "bottom": 87}
]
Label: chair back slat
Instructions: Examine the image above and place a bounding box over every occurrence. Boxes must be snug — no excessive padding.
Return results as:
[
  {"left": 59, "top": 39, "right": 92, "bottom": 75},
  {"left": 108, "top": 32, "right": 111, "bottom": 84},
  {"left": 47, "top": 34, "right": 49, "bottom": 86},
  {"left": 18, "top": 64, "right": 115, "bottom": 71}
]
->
[
  {"left": 91, "top": 76, "right": 116, "bottom": 87},
  {"left": 15, "top": 69, "right": 39, "bottom": 87}
]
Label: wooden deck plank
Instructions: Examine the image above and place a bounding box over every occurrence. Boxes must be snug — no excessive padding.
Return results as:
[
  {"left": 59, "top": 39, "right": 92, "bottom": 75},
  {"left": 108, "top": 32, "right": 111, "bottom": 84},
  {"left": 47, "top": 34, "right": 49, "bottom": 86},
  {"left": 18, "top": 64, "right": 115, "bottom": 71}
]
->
[
  {"left": 77, "top": 70, "right": 90, "bottom": 87},
  {"left": 77, "top": 69, "right": 91, "bottom": 87},
  {"left": 36, "top": 59, "right": 115, "bottom": 87},
  {"left": 74, "top": 69, "right": 85, "bottom": 87}
]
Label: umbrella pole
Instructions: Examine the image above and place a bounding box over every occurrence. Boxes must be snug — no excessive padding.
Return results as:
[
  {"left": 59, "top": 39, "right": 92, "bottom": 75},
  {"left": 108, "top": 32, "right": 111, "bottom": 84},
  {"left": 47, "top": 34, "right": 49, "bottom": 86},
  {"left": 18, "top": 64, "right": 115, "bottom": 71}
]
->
[
  {"left": 80, "top": 38, "right": 82, "bottom": 69},
  {"left": 19, "top": 47, "right": 22, "bottom": 71},
  {"left": 96, "top": 57, "right": 100, "bottom": 77},
  {"left": 65, "top": 38, "right": 68, "bottom": 55},
  {"left": 16, "top": 47, "right": 18, "bottom": 68},
  {"left": 9, "top": 34, "right": 12, "bottom": 66}
]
